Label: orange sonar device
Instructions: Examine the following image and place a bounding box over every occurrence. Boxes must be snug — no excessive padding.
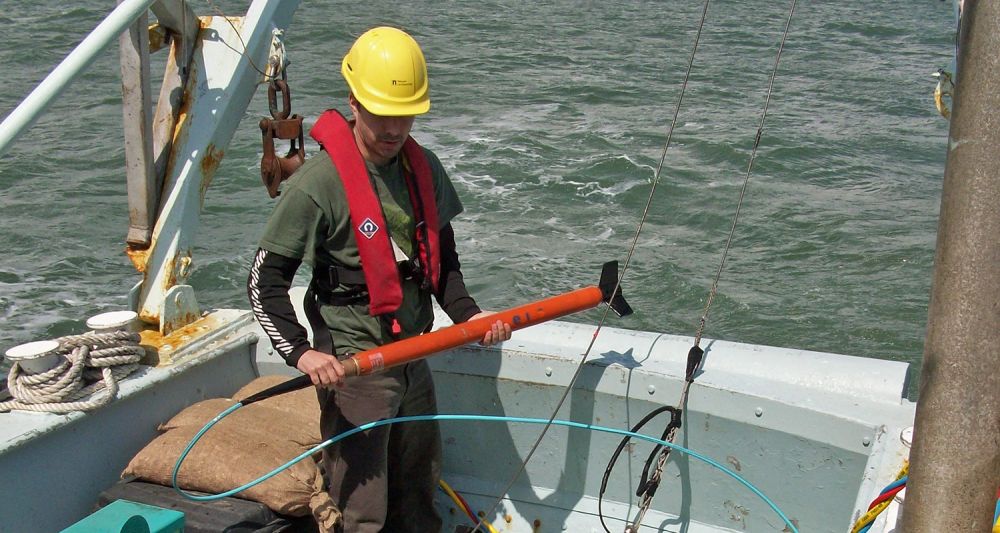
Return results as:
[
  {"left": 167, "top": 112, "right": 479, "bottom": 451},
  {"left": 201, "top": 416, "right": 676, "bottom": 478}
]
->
[{"left": 240, "top": 261, "right": 631, "bottom": 403}]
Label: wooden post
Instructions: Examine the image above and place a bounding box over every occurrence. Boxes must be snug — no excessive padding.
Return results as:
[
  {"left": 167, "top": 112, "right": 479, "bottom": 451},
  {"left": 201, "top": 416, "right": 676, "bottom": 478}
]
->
[
  {"left": 902, "top": 1, "right": 1000, "bottom": 531},
  {"left": 119, "top": 2, "right": 156, "bottom": 246}
]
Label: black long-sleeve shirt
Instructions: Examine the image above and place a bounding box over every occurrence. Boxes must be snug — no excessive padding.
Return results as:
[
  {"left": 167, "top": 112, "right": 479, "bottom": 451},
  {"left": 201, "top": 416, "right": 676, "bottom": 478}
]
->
[{"left": 247, "top": 223, "right": 480, "bottom": 367}]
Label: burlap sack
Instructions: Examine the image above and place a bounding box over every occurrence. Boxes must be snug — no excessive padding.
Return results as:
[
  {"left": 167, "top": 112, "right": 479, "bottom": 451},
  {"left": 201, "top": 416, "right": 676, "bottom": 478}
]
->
[
  {"left": 122, "top": 377, "right": 340, "bottom": 531},
  {"left": 231, "top": 375, "right": 322, "bottom": 444},
  {"left": 159, "top": 398, "right": 319, "bottom": 450},
  {"left": 123, "top": 422, "right": 325, "bottom": 517}
]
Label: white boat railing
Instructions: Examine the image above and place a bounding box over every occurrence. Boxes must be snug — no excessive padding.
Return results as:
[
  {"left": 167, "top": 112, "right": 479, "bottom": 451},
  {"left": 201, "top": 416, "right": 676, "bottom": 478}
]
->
[
  {"left": 0, "top": 0, "right": 159, "bottom": 156},
  {"left": 0, "top": 0, "right": 301, "bottom": 336}
]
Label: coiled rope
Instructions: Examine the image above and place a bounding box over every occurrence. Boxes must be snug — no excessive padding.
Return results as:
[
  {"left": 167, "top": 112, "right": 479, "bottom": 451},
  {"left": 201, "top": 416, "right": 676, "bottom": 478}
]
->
[{"left": 0, "top": 330, "right": 144, "bottom": 413}]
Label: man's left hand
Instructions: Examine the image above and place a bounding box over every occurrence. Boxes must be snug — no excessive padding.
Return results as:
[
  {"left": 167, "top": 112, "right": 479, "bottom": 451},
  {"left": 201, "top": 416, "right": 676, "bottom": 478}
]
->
[{"left": 470, "top": 311, "right": 512, "bottom": 346}]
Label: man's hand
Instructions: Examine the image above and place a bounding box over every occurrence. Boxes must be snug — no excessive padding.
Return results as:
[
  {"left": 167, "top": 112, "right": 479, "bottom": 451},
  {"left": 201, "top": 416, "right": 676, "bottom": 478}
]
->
[
  {"left": 470, "top": 311, "right": 512, "bottom": 346},
  {"left": 296, "top": 349, "right": 347, "bottom": 388}
]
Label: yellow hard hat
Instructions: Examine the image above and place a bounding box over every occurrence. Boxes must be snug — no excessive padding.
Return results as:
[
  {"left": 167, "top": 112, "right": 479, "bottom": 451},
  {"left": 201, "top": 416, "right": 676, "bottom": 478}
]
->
[{"left": 342, "top": 27, "right": 430, "bottom": 116}]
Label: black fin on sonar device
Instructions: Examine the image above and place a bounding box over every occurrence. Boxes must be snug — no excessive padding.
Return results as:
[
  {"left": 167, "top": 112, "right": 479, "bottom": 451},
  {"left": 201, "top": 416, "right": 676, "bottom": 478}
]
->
[{"left": 598, "top": 261, "right": 633, "bottom": 318}]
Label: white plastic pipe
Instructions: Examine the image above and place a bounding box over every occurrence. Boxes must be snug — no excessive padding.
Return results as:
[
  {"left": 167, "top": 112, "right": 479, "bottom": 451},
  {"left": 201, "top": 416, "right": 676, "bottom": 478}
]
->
[{"left": 0, "top": 0, "right": 158, "bottom": 157}]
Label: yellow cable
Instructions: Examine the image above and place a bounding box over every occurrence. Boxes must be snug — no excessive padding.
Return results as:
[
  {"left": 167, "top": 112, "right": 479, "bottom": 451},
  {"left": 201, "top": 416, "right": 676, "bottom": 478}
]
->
[
  {"left": 851, "top": 500, "right": 894, "bottom": 533},
  {"left": 851, "top": 462, "right": 909, "bottom": 533},
  {"left": 439, "top": 479, "right": 500, "bottom": 533}
]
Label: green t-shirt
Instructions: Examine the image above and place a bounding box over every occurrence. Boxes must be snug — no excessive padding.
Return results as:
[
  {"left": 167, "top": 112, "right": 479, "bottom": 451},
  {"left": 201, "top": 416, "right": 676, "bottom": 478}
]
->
[{"left": 258, "top": 146, "right": 464, "bottom": 354}]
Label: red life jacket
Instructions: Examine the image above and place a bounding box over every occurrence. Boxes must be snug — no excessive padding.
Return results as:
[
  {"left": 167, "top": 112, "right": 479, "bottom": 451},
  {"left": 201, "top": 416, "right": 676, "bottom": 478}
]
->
[{"left": 309, "top": 110, "right": 440, "bottom": 320}]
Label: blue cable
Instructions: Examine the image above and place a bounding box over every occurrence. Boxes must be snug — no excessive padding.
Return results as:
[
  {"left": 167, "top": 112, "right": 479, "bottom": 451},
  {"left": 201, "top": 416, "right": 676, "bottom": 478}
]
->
[
  {"left": 854, "top": 474, "right": 908, "bottom": 533},
  {"left": 173, "top": 408, "right": 799, "bottom": 533},
  {"left": 882, "top": 475, "right": 907, "bottom": 493}
]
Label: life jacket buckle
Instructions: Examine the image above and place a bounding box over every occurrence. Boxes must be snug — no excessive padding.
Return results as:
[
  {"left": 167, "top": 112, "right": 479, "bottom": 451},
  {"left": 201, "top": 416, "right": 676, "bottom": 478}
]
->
[{"left": 397, "top": 257, "right": 430, "bottom": 290}]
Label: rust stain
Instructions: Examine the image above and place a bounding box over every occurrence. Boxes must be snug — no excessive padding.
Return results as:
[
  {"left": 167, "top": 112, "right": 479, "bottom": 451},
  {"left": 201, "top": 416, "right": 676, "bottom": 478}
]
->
[
  {"left": 169, "top": 106, "right": 190, "bottom": 154},
  {"left": 200, "top": 143, "right": 224, "bottom": 201},
  {"left": 161, "top": 251, "right": 194, "bottom": 291},
  {"left": 163, "top": 255, "right": 178, "bottom": 292},
  {"left": 162, "top": 308, "right": 201, "bottom": 338},
  {"left": 164, "top": 67, "right": 197, "bottom": 178},
  {"left": 138, "top": 308, "right": 158, "bottom": 325},
  {"left": 125, "top": 244, "right": 150, "bottom": 273},
  {"left": 139, "top": 313, "right": 221, "bottom": 366},
  {"left": 723, "top": 500, "right": 749, "bottom": 529},
  {"left": 147, "top": 23, "right": 168, "bottom": 53}
]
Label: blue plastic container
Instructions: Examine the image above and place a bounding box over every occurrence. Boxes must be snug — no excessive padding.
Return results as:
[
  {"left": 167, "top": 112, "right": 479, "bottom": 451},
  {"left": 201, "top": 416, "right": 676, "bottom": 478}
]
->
[{"left": 61, "top": 499, "right": 184, "bottom": 533}]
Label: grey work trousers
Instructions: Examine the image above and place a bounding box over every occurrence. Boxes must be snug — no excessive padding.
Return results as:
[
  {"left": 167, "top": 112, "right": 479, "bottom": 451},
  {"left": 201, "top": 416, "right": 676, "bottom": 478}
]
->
[{"left": 317, "top": 359, "right": 443, "bottom": 533}]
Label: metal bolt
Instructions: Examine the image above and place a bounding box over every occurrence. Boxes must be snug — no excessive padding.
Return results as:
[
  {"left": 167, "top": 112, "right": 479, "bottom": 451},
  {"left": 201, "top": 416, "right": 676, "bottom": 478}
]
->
[
  {"left": 647, "top": 385, "right": 656, "bottom": 395},
  {"left": 900, "top": 426, "right": 914, "bottom": 447},
  {"left": 754, "top": 407, "right": 763, "bottom": 417},
  {"left": 178, "top": 255, "right": 192, "bottom": 279},
  {"left": 862, "top": 436, "right": 871, "bottom": 447},
  {"left": 545, "top": 367, "right": 552, "bottom": 377}
]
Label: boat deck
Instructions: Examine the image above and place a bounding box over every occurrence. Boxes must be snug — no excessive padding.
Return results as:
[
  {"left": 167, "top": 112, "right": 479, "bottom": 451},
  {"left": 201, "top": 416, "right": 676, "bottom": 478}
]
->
[{"left": 0, "top": 299, "right": 915, "bottom": 532}]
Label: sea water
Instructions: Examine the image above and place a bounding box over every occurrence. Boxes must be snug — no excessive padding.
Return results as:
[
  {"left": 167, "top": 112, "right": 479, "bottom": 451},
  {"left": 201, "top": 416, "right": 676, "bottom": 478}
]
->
[{"left": 0, "top": 1, "right": 957, "bottom": 397}]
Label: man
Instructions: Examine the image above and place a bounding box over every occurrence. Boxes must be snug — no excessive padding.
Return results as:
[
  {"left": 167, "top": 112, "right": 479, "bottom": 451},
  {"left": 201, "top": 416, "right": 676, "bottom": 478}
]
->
[{"left": 247, "top": 26, "right": 511, "bottom": 532}]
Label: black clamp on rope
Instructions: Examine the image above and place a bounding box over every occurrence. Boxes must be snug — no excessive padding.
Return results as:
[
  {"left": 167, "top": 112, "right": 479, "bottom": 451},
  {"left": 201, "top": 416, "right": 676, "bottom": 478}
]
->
[
  {"left": 634, "top": 406, "right": 683, "bottom": 499},
  {"left": 685, "top": 345, "right": 705, "bottom": 383}
]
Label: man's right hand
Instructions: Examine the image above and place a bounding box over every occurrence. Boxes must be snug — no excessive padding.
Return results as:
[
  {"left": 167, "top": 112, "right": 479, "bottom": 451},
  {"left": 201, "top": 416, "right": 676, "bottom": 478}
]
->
[{"left": 296, "top": 349, "right": 347, "bottom": 388}]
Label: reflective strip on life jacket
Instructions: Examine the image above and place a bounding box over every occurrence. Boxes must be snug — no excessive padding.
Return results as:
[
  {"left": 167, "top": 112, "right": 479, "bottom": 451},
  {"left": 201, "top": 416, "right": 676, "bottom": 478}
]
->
[{"left": 308, "top": 109, "right": 440, "bottom": 316}]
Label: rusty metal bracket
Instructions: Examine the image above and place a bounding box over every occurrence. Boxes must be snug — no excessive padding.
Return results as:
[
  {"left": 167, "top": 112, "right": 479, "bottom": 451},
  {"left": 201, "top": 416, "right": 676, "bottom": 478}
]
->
[{"left": 259, "top": 78, "right": 305, "bottom": 197}]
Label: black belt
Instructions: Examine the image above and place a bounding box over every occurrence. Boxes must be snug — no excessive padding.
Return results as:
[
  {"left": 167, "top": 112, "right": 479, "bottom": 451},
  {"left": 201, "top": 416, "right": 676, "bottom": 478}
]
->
[{"left": 312, "top": 259, "right": 427, "bottom": 307}]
